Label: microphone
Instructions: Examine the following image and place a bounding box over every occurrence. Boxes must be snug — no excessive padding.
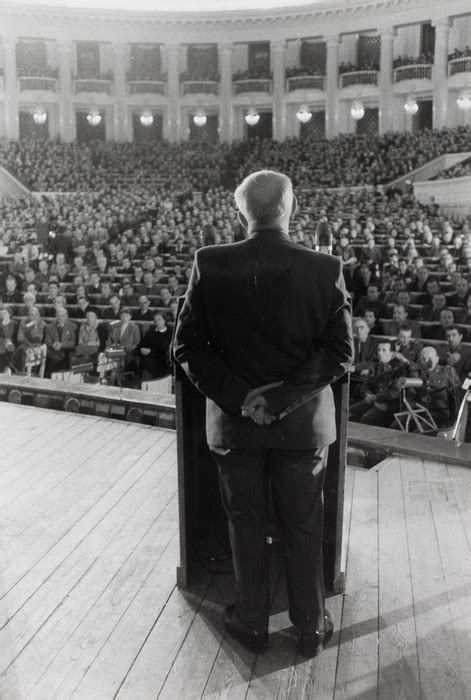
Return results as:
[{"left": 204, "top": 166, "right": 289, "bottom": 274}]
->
[{"left": 315, "top": 221, "right": 332, "bottom": 255}]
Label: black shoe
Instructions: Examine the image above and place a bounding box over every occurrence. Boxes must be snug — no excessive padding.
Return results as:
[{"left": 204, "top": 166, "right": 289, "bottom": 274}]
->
[
  {"left": 223, "top": 605, "right": 269, "bottom": 654},
  {"left": 298, "top": 611, "right": 334, "bottom": 659}
]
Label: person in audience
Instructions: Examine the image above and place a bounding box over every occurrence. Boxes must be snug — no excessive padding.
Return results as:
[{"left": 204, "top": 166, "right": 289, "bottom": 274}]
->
[
  {"left": 364, "top": 309, "right": 383, "bottom": 336},
  {"left": 74, "top": 307, "right": 108, "bottom": 370},
  {"left": 393, "top": 324, "right": 423, "bottom": 370},
  {"left": 349, "top": 339, "right": 406, "bottom": 426},
  {"left": 44, "top": 307, "right": 77, "bottom": 377},
  {"left": 350, "top": 317, "right": 378, "bottom": 400},
  {"left": 135, "top": 295, "right": 154, "bottom": 323},
  {"left": 1, "top": 275, "right": 22, "bottom": 306},
  {"left": 354, "top": 283, "right": 387, "bottom": 319},
  {"left": 383, "top": 304, "right": 422, "bottom": 338},
  {"left": 102, "top": 294, "right": 122, "bottom": 321},
  {"left": 442, "top": 326, "right": 471, "bottom": 382},
  {"left": 137, "top": 311, "right": 173, "bottom": 382},
  {"left": 0, "top": 306, "right": 17, "bottom": 372},
  {"left": 426, "top": 308, "right": 456, "bottom": 340},
  {"left": 417, "top": 276, "right": 441, "bottom": 306},
  {"left": 13, "top": 306, "right": 47, "bottom": 373},
  {"left": 401, "top": 346, "right": 461, "bottom": 429},
  {"left": 106, "top": 307, "right": 140, "bottom": 365},
  {"left": 419, "top": 293, "right": 447, "bottom": 322},
  {"left": 448, "top": 277, "right": 470, "bottom": 308}
]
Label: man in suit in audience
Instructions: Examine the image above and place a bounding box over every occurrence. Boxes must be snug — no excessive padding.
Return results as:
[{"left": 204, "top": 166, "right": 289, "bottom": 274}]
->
[
  {"left": 174, "top": 170, "right": 353, "bottom": 658},
  {"left": 393, "top": 324, "right": 423, "bottom": 370},
  {"left": 441, "top": 326, "right": 471, "bottom": 382},
  {"left": 44, "top": 307, "right": 77, "bottom": 377},
  {"left": 383, "top": 304, "right": 421, "bottom": 338}
]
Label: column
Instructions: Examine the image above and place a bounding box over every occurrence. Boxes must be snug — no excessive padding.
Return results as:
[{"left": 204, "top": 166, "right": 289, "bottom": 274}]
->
[
  {"left": 271, "top": 40, "right": 286, "bottom": 141},
  {"left": 113, "top": 43, "right": 129, "bottom": 141},
  {"left": 325, "top": 35, "right": 340, "bottom": 139},
  {"left": 58, "top": 41, "right": 74, "bottom": 142},
  {"left": 379, "top": 29, "right": 395, "bottom": 134},
  {"left": 432, "top": 18, "right": 450, "bottom": 129},
  {"left": 165, "top": 44, "right": 181, "bottom": 142},
  {"left": 218, "top": 43, "right": 233, "bottom": 143},
  {"left": 3, "top": 39, "right": 19, "bottom": 140}
]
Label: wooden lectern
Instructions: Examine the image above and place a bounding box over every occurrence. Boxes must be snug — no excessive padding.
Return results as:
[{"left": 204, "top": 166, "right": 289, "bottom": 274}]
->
[{"left": 175, "top": 362, "right": 350, "bottom": 594}]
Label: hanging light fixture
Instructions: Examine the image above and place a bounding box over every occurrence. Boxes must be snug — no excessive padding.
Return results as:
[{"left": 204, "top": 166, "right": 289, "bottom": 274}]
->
[
  {"left": 140, "top": 111, "right": 154, "bottom": 127},
  {"left": 86, "top": 110, "right": 102, "bottom": 126},
  {"left": 245, "top": 109, "right": 260, "bottom": 126},
  {"left": 193, "top": 111, "right": 207, "bottom": 127},
  {"left": 350, "top": 100, "right": 365, "bottom": 121},
  {"left": 457, "top": 90, "right": 471, "bottom": 111},
  {"left": 296, "top": 104, "right": 312, "bottom": 124},
  {"left": 404, "top": 97, "right": 419, "bottom": 115},
  {"left": 32, "top": 107, "right": 47, "bottom": 125}
]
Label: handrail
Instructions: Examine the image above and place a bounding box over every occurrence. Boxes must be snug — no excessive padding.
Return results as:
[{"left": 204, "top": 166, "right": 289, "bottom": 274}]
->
[
  {"left": 74, "top": 78, "right": 112, "bottom": 94},
  {"left": 233, "top": 78, "right": 272, "bottom": 95},
  {"left": 339, "top": 70, "right": 378, "bottom": 88},
  {"left": 180, "top": 80, "right": 219, "bottom": 96},
  {"left": 448, "top": 56, "right": 471, "bottom": 77},
  {"left": 286, "top": 75, "right": 324, "bottom": 92},
  {"left": 128, "top": 79, "right": 166, "bottom": 95},
  {"left": 18, "top": 76, "right": 58, "bottom": 92},
  {"left": 394, "top": 64, "right": 432, "bottom": 82}
]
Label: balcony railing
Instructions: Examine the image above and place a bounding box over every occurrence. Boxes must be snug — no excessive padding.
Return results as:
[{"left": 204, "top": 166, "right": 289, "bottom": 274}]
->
[
  {"left": 339, "top": 70, "right": 378, "bottom": 88},
  {"left": 286, "top": 75, "right": 325, "bottom": 92},
  {"left": 448, "top": 56, "right": 471, "bottom": 77},
  {"left": 394, "top": 64, "right": 432, "bottom": 83},
  {"left": 128, "top": 80, "right": 166, "bottom": 95},
  {"left": 181, "top": 80, "right": 219, "bottom": 96},
  {"left": 74, "top": 78, "right": 112, "bottom": 94},
  {"left": 18, "top": 76, "right": 58, "bottom": 92},
  {"left": 233, "top": 79, "right": 272, "bottom": 95}
]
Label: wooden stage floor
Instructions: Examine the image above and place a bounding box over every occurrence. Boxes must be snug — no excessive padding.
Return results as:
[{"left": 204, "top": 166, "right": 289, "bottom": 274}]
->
[{"left": 0, "top": 404, "right": 470, "bottom": 699}]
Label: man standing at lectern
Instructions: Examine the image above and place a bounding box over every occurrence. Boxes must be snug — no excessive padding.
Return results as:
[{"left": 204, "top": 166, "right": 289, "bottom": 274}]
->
[{"left": 173, "top": 171, "right": 353, "bottom": 657}]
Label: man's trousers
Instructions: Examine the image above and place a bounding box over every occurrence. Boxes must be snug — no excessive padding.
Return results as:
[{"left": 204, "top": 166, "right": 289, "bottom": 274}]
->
[{"left": 210, "top": 446, "right": 328, "bottom": 634}]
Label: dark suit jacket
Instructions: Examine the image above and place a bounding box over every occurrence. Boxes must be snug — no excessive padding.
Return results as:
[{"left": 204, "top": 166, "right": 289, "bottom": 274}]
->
[
  {"left": 44, "top": 320, "right": 77, "bottom": 360},
  {"left": 173, "top": 230, "right": 353, "bottom": 449},
  {"left": 353, "top": 335, "right": 378, "bottom": 373}
]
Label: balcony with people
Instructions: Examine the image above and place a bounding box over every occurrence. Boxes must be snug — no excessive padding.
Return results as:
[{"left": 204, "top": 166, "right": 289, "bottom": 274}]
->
[
  {"left": 127, "top": 44, "right": 166, "bottom": 96},
  {"left": 338, "top": 60, "right": 380, "bottom": 99},
  {"left": 18, "top": 66, "right": 59, "bottom": 93},
  {"left": 448, "top": 46, "right": 471, "bottom": 88},
  {"left": 393, "top": 52, "right": 434, "bottom": 90},
  {"left": 179, "top": 70, "right": 220, "bottom": 97},
  {"left": 232, "top": 68, "right": 273, "bottom": 96},
  {"left": 285, "top": 66, "right": 325, "bottom": 93},
  {"left": 74, "top": 70, "right": 114, "bottom": 95}
]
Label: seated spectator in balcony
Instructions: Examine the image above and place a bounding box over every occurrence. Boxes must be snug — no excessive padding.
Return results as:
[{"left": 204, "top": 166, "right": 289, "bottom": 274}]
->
[
  {"left": 351, "top": 262, "right": 373, "bottom": 301},
  {"left": 137, "top": 312, "right": 173, "bottom": 382},
  {"left": 20, "top": 291, "right": 37, "bottom": 319},
  {"left": 448, "top": 277, "right": 470, "bottom": 308},
  {"left": 402, "top": 346, "right": 461, "bottom": 429},
  {"left": 0, "top": 306, "right": 17, "bottom": 372},
  {"left": 442, "top": 326, "right": 471, "bottom": 383},
  {"left": 349, "top": 340, "right": 406, "bottom": 427},
  {"left": 364, "top": 308, "right": 383, "bottom": 336},
  {"left": 47, "top": 229, "right": 74, "bottom": 263},
  {"left": 425, "top": 308, "right": 456, "bottom": 341},
  {"left": 44, "top": 307, "right": 77, "bottom": 377},
  {"left": 384, "top": 277, "right": 409, "bottom": 305},
  {"left": 419, "top": 293, "right": 447, "bottom": 322},
  {"left": 354, "top": 283, "right": 387, "bottom": 319},
  {"left": 102, "top": 294, "right": 122, "bottom": 322},
  {"left": 1, "top": 275, "right": 22, "bottom": 306},
  {"left": 74, "top": 307, "right": 108, "bottom": 370},
  {"left": 359, "top": 238, "right": 382, "bottom": 266},
  {"left": 168, "top": 299, "right": 179, "bottom": 325},
  {"left": 135, "top": 295, "right": 154, "bottom": 323},
  {"left": 21, "top": 267, "right": 38, "bottom": 292},
  {"left": 167, "top": 274, "right": 183, "bottom": 298},
  {"left": 87, "top": 271, "right": 102, "bottom": 296},
  {"left": 383, "top": 304, "right": 422, "bottom": 338},
  {"left": 350, "top": 317, "right": 378, "bottom": 399}
]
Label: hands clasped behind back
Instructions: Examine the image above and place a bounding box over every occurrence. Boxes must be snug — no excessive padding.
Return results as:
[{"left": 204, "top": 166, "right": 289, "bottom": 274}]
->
[{"left": 241, "top": 381, "right": 283, "bottom": 425}]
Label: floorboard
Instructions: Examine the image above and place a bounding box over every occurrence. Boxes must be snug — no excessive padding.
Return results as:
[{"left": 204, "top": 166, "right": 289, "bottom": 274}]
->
[{"left": 0, "top": 404, "right": 470, "bottom": 700}]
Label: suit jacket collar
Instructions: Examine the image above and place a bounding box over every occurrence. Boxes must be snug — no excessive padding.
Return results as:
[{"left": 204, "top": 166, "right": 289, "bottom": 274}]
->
[{"left": 249, "top": 229, "right": 291, "bottom": 243}]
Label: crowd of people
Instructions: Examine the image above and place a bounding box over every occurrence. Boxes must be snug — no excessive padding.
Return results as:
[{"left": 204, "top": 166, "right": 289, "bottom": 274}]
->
[
  {"left": 285, "top": 66, "right": 325, "bottom": 78},
  {"left": 338, "top": 61, "right": 380, "bottom": 74},
  {"left": 393, "top": 51, "right": 434, "bottom": 69},
  {"left": 448, "top": 46, "right": 471, "bottom": 61},
  {"left": 0, "top": 128, "right": 470, "bottom": 431},
  {"left": 432, "top": 157, "right": 471, "bottom": 180}
]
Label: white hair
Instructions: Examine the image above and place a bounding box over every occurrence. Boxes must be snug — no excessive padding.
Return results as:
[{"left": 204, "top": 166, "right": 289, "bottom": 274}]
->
[{"left": 234, "top": 170, "right": 293, "bottom": 226}]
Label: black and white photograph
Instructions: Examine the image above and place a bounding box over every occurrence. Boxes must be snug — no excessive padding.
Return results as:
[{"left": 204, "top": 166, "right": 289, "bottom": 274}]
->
[{"left": 0, "top": 0, "right": 470, "bottom": 696}]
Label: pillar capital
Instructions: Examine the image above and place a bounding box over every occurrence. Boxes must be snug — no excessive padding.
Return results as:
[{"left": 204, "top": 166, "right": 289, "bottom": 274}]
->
[
  {"left": 58, "top": 41, "right": 73, "bottom": 54},
  {"left": 218, "top": 43, "right": 233, "bottom": 55},
  {"left": 432, "top": 17, "right": 452, "bottom": 30},
  {"left": 271, "top": 40, "right": 286, "bottom": 52},
  {"left": 325, "top": 34, "right": 340, "bottom": 47},
  {"left": 379, "top": 27, "right": 396, "bottom": 41},
  {"left": 113, "top": 43, "right": 127, "bottom": 55}
]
